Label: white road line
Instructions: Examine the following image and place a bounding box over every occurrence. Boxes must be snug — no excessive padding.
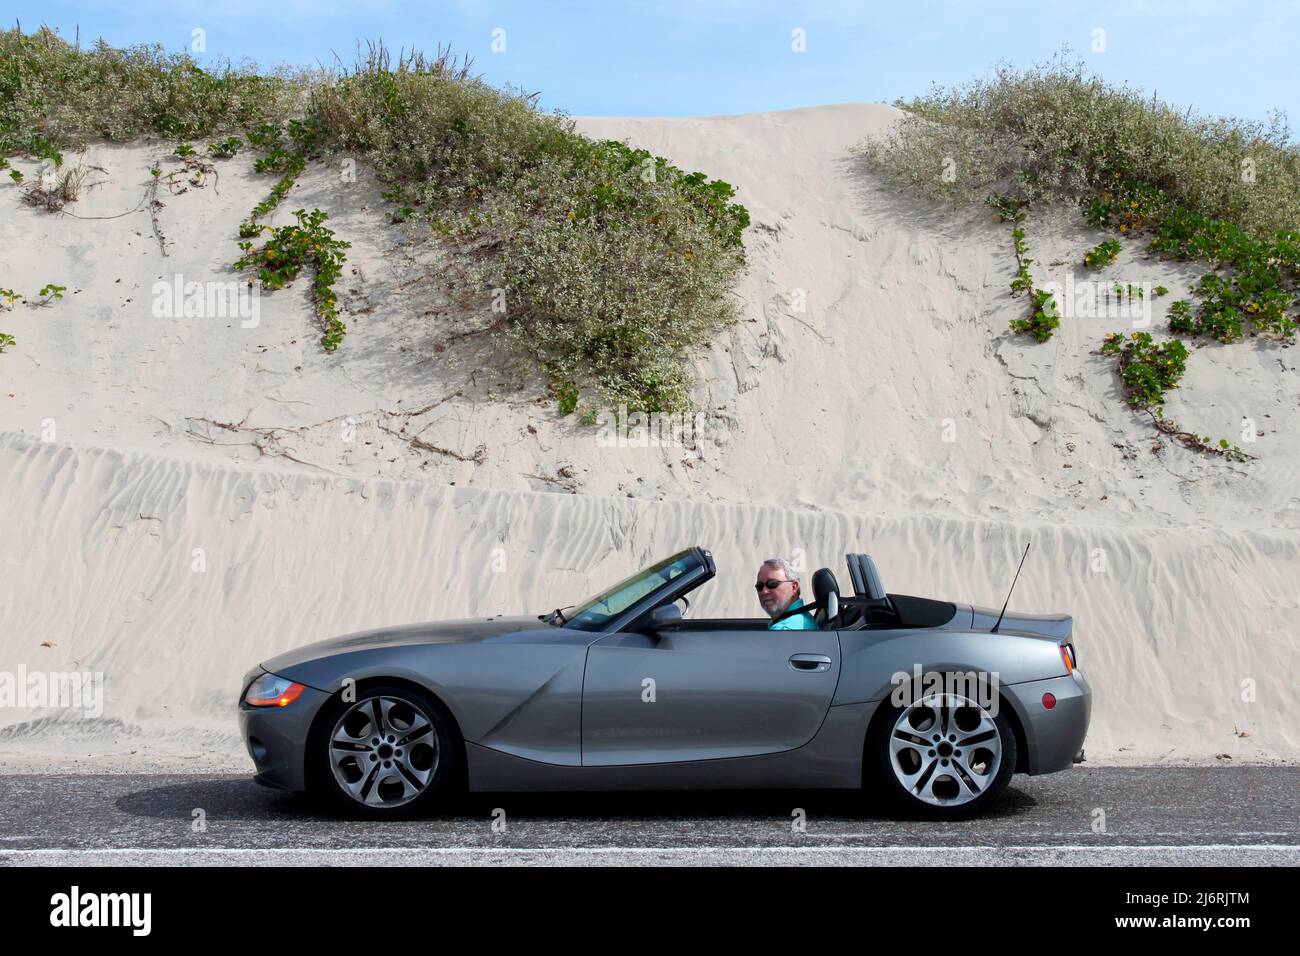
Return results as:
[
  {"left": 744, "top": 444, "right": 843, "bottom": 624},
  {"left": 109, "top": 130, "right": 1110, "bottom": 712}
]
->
[
  {"left": 6, "top": 845, "right": 1296, "bottom": 866},
  {"left": 4, "top": 844, "right": 1297, "bottom": 855}
]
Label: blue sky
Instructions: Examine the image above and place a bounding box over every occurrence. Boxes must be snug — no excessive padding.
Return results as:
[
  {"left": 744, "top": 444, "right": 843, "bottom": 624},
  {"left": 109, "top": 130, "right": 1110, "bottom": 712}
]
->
[{"left": 4, "top": 1, "right": 1297, "bottom": 128}]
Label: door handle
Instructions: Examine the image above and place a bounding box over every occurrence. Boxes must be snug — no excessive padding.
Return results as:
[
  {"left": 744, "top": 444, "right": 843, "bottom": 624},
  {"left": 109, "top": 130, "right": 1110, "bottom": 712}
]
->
[{"left": 788, "top": 653, "right": 833, "bottom": 673}]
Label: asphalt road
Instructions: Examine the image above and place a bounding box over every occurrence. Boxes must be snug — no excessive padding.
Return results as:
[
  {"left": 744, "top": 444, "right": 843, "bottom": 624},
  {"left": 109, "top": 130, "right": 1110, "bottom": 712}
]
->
[{"left": 1, "top": 767, "right": 1296, "bottom": 866}]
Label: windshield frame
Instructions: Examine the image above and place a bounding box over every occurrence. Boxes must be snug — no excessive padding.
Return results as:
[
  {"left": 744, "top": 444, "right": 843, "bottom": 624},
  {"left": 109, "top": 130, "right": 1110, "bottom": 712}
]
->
[{"left": 563, "top": 548, "right": 713, "bottom": 633}]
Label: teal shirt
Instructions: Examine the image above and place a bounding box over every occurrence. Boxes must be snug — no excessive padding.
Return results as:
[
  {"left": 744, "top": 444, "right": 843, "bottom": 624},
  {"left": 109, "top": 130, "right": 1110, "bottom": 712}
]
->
[{"left": 769, "top": 597, "right": 818, "bottom": 630}]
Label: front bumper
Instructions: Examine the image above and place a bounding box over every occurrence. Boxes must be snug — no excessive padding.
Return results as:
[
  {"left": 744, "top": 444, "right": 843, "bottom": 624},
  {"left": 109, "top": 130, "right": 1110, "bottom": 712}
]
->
[
  {"left": 238, "top": 667, "right": 331, "bottom": 792},
  {"left": 1004, "top": 669, "right": 1092, "bottom": 775}
]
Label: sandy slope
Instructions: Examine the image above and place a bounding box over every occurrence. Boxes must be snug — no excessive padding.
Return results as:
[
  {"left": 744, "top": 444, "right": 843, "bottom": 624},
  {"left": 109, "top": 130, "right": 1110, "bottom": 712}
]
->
[
  {"left": 0, "top": 103, "right": 1296, "bottom": 769},
  {"left": 0, "top": 433, "right": 1295, "bottom": 768}
]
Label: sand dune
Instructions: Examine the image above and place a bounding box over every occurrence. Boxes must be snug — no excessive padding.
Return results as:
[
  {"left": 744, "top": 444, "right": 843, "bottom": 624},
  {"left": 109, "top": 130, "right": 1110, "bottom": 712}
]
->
[
  {"left": 0, "top": 433, "right": 1294, "bottom": 767},
  {"left": 1, "top": 104, "right": 1296, "bottom": 769}
]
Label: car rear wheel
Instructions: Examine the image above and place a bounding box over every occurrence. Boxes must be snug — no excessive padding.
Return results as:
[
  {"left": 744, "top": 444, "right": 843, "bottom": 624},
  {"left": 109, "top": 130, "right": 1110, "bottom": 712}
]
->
[
  {"left": 869, "top": 690, "right": 1017, "bottom": 819},
  {"left": 310, "top": 684, "right": 461, "bottom": 819}
]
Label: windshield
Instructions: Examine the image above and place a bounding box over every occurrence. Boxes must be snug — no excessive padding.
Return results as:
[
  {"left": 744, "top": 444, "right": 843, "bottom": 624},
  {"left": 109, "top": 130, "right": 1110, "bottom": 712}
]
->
[{"left": 564, "top": 551, "right": 700, "bottom": 632}]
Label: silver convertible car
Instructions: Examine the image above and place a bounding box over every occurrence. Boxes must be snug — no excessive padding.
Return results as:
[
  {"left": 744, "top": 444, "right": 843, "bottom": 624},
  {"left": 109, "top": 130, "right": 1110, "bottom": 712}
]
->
[{"left": 239, "top": 549, "right": 1090, "bottom": 818}]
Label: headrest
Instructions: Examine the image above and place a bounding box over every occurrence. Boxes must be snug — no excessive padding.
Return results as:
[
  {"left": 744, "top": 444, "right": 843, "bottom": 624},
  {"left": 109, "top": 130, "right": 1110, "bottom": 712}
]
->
[{"left": 812, "top": 567, "right": 839, "bottom": 622}]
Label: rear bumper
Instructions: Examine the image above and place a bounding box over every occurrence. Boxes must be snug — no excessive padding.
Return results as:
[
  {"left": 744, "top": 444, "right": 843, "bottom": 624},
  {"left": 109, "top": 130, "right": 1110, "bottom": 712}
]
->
[
  {"left": 1004, "top": 670, "right": 1091, "bottom": 775},
  {"left": 238, "top": 668, "right": 330, "bottom": 792}
]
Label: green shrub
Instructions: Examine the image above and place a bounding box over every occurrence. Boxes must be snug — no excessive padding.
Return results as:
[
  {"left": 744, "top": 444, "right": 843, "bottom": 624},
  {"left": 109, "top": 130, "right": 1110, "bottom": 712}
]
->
[
  {"left": 860, "top": 53, "right": 1297, "bottom": 453},
  {"left": 235, "top": 208, "right": 350, "bottom": 350},
  {"left": 0, "top": 26, "right": 309, "bottom": 155},
  {"left": 308, "top": 44, "right": 749, "bottom": 410},
  {"left": 1083, "top": 238, "right": 1121, "bottom": 269},
  {"left": 1002, "top": 223, "right": 1058, "bottom": 342},
  {"left": 986, "top": 193, "right": 1027, "bottom": 223},
  {"left": 1009, "top": 227, "right": 1033, "bottom": 294},
  {"left": 858, "top": 57, "right": 1300, "bottom": 344},
  {"left": 1009, "top": 289, "right": 1060, "bottom": 342},
  {"left": 0, "top": 286, "right": 17, "bottom": 353},
  {"left": 555, "top": 382, "right": 579, "bottom": 415},
  {"left": 1146, "top": 209, "right": 1298, "bottom": 340},
  {"left": 1099, "top": 331, "right": 1250, "bottom": 460},
  {"left": 1082, "top": 184, "right": 1171, "bottom": 236},
  {"left": 1, "top": 30, "right": 750, "bottom": 411},
  {"left": 1167, "top": 299, "right": 1196, "bottom": 333},
  {"left": 208, "top": 136, "right": 243, "bottom": 158},
  {"left": 858, "top": 53, "right": 1300, "bottom": 237},
  {"left": 1100, "top": 331, "right": 1187, "bottom": 411},
  {"left": 238, "top": 121, "right": 320, "bottom": 237}
]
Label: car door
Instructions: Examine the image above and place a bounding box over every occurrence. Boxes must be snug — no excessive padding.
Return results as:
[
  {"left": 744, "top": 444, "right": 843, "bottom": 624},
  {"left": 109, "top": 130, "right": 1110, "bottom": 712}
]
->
[{"left": 580, "top": 625, "right": 841, "bottom": 766}]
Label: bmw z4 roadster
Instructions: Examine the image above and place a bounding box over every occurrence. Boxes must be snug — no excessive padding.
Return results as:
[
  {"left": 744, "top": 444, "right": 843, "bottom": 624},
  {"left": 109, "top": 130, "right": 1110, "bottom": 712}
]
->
[{"left": 239, "top": 548, "right": 1091, "bottom": 818}]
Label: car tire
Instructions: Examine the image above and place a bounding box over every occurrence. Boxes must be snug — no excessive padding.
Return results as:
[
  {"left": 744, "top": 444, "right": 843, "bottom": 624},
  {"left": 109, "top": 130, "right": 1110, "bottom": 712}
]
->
[
  {"left": 308, "top": 683, "right": 462, "bottom": 819},
  {"left": 868, "top": 687, "right": 1018, "bottom": 820}
]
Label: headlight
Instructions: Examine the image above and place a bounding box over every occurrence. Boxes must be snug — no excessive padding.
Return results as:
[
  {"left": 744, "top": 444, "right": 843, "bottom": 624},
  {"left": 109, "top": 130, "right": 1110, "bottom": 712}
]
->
[{"left": 243, "top": 673, "right": 307, "bottom": 707}]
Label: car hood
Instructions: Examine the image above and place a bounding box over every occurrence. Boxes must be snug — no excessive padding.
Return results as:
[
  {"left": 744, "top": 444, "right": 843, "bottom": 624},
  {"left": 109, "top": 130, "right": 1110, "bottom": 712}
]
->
[{"left": 260, "top": 615, "right": 546, "bottom": 674}]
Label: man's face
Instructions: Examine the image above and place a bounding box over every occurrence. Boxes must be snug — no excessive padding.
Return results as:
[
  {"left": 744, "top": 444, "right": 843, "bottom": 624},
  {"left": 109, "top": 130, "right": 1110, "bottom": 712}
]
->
[{"left": 756, "top": 564, "right": 799, "bottom": 619}]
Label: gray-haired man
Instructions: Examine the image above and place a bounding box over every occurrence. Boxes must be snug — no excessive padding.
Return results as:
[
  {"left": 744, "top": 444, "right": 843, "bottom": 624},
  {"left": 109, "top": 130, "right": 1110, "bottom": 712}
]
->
[{"left": 755, "top": 557, "right": 817, "bottom": 630}]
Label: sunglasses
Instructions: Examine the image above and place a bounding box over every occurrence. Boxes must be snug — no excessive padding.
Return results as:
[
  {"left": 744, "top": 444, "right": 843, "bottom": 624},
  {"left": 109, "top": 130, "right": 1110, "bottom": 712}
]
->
[{"left": 755, "top": 579, "right": 793, "bottom": 591}]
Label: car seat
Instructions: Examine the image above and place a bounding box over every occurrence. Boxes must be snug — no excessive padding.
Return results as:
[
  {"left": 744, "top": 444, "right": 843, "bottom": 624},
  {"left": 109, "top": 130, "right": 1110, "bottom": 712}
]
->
[{"left": 811, "top": 567, "right": 840, "bottom": 628}]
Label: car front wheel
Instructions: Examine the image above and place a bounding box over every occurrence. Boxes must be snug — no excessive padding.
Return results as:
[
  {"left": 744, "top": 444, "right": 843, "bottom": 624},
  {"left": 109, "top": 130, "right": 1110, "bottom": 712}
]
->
[{"left": 310, "top": 684, "right": 461, "bottom": 818}]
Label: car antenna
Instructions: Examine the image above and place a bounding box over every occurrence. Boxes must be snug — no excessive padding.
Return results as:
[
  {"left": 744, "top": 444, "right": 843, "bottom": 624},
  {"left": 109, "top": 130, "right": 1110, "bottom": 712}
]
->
[{"left": 990, "top": 542, "right": 1031, "bottom": 634}]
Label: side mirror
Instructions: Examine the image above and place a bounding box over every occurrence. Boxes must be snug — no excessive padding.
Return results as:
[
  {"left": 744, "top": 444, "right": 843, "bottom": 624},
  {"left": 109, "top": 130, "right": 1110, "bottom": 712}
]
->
[{"left": 648, "top": 603, "right": 682, "bottom": 629}]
